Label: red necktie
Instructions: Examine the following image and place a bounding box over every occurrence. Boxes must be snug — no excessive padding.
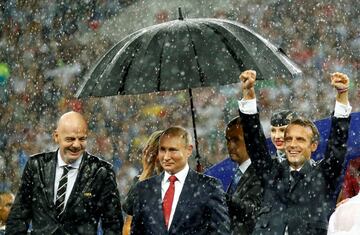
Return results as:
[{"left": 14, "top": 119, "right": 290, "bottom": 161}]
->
[{"left": 163, "top": 175, "right": 177, "bottom": 228}]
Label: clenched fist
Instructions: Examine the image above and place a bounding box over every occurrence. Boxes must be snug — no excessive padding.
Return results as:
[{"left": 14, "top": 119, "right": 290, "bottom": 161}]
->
[{"left": 331, "top": 72, "right": 349, "bottom": 93}]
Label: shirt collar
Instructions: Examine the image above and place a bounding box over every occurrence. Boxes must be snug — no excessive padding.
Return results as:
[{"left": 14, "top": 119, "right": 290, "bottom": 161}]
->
[
  {"left": 238, "top": 158, "right": 251, "bottom": 173},
  {"left": 289, "top": 165, "right": 302, "bottom": 172},
  {"left": 164, "top": 164, "right": 189, "bottom": 184},
  {"left": 57, "top": 150, "right": 83, "bottom": 169}
]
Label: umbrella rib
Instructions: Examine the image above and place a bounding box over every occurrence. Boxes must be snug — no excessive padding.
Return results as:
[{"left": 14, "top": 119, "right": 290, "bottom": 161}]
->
[
  {"left": 156, "top": 31, "right": 169, "bottom": 91},
  {"left": 204, "top": 23, "right": 246, "bottom": 73},
  {"left": 116, "top": 39, "right": 144, "bottom": 95},
  {"left": 185, "top": 24, "right": 206, "bottom": 87},
  {"left": 156, "top": 44, "right": 165, "bottom": 91}
]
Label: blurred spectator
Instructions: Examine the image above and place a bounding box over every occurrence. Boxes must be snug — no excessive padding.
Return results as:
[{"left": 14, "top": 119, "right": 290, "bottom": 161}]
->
[
  {"left": 0, "top": 191, "right": 14, "bottom": 233},
  {"left": 328, "top": 193, "right": 360, "bottom": 235},
  {"left": 337, "top": 157, "right": 360, "bottom": 202}
]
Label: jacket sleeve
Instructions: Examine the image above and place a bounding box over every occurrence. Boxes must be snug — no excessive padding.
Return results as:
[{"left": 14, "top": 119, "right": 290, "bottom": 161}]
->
[
  {"left": 239, "top": 111, "right": 274, "bottom": 177},
  {"left": 227, "top": 169, "right": 263, "bottom": 233},
  {"left": 321, "top": 116, "right": 351, "bottom": 191},
  {"left": 207, "top": 178, "right": 231, "bottom": 235},
  {"left": 97, "top": 165, "right": 124, "bottom": 235},
  {"left": 122, "top": 176, "right": 140, "bottom": 216},
  {"left": 6, "top": 159, "right": 34, "bottom": 235}
]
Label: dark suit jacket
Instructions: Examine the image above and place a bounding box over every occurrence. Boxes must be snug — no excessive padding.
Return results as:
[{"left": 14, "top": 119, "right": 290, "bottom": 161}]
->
[
  {"left": 239, "top": 112, "right": 350, "bottom": 235},
  {"left": 226, "top": 164, "right": 263, "bottom": 235},
  {"left": 130, "top": 169, "right": 231, "bottom": 235},
  {"left": 6, "top": 151, "right": 123, "bottom": 235}
]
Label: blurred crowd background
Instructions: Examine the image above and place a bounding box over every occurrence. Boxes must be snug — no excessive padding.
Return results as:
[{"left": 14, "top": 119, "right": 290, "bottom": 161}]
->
[{"left": 0, "top": 0, "right": 359, "bottom": 201}]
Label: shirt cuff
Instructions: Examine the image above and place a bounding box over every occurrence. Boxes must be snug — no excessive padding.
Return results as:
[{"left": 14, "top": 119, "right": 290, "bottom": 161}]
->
[
  {"left": 238, "top": 98, "right": 257, "bottom": 114},
  {"left": 334, "top": 101, "right": 352, "bottom": 118}
]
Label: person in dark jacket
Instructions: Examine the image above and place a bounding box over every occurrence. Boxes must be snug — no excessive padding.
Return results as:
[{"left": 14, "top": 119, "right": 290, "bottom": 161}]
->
[
  {"left": 6, "top": 111, "right": 123, "bottom": 235},
  {"left": 225, "top": 117, "right": 263, "bottom": 234},
  {"left": 122, "top": 130, "right": 163, "bottom": 235},
  {"left": 130, "top": 126, "right": 230, "bottom": 235},
  {"left": 237, "top": 70, "right": 351, "bottom": 235}
]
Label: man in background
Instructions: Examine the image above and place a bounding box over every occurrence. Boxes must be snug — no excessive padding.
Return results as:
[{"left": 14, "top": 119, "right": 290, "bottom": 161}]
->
[{"left": 225, "top": 117, "right": 263, "bottom": 234}]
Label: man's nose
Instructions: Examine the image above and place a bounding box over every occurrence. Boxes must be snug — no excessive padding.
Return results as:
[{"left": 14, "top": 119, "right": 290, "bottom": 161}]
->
[
  {"left": 72, "top": 139, "right": 81, "bottom": 147},
  {"left": 163, "top": 151, "right": 171, "bottom": 160}
]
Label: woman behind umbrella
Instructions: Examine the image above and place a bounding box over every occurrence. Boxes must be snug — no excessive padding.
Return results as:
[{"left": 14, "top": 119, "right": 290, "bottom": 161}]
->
[{"left": 122, "top": 130, "right": 164, "bottom": 235}]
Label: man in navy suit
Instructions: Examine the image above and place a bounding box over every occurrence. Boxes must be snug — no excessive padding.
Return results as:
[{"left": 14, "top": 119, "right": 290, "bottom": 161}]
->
[
  {"left": 225, "top": 117, "right": 263, "bottom": 234},
  {"left": 237, "top": 70, "right": 351, "bottom": 235},
  {"left": 129, "top": 126, "right": 230, "bottom": 235},
  {"left": 6, "top": 111, "right": 123, "bottom": 234}
]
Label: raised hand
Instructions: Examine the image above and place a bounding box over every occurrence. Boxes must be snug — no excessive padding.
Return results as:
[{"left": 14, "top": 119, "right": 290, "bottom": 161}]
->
[
  {"left": 331, "top": 72, "right": 349, "bottom": 92},
  {"left": 330, "top": 72, "right": 350, "bottom": 105},
  {"left": 239, "top": 70, "right": 256, "bottom": 100}
]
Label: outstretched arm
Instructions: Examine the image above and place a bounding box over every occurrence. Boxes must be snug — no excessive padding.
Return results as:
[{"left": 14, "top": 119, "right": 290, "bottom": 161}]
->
[
  {"left": 99, "top": 166, "right": 124, "bottom": 235},
  {"left": 238, "top": 70, "right": 273, "bottom": 175},
  {"left": 321, "top": 72, "right": 352, "bottom": 191}
]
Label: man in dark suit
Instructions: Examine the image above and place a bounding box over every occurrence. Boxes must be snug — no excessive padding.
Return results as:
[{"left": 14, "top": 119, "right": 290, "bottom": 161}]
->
[
  {"left": 129, "top": 126, "right": 230, "bottom": 235},
  {"left": 6, "top": 111, "right": 123, "bottom": 235},
  {"left": 225, "top": 117, "right": 263, "bottom": 234},
  {"left": 237, "top": 70, "right": 351, "bottom": 235}
]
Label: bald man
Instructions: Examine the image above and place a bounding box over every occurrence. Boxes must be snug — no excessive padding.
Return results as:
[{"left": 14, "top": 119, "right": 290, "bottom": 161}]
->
[{"left": 6, "top": 111, "right": 123, "bottom": 235}]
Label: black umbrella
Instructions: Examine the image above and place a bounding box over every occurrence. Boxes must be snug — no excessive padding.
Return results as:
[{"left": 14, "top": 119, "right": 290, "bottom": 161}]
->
[{"left": 77, "top": 9, "right": 302, "bottom": 171}]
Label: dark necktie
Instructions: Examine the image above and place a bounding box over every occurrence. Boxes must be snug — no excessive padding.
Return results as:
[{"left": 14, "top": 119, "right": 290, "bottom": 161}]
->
[
  {"left": 290, "top": 170, "right": 301, "bottom": 188},
  {"left": 55, "top": 166, "right": 70, "bottom": 217},
  {"left": 228, "top": 167, "right": 243, "bottom": 195},
  {"left": 162, "top": 175, "right": 177, "bottom": 228}
]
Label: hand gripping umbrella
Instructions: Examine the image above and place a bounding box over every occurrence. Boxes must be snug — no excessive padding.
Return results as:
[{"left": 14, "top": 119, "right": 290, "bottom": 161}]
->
[{"left": 76, "top": 8, "right": 302, "bottom": 171}]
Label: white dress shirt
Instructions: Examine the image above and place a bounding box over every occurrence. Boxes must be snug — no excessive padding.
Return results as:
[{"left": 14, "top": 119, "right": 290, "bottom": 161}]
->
[
  {"left": 161, "top": 164, "right": 190, "bottom": 229},
  {"left": 54, "top": 151, "right": 83, "bottom": 207},
  {"left": 238, "top": 99, "right": 352, "bottom": 118},
  {"left": 239, "top": 158, "right": 252, "bottom": 174}
]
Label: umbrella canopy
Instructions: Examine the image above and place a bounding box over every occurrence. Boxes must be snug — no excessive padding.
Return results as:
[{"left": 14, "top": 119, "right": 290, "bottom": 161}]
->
[
  {"left": 76, "top": 10, "right": 302, "bottom": 171},
  {"left": 77, "top": 13, "right": 302, "bottom": 97}
]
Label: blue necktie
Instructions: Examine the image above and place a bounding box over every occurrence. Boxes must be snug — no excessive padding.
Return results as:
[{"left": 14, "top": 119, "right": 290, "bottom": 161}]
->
[{"left": 228, "top": 167, "right": 243, "bottom": 195}]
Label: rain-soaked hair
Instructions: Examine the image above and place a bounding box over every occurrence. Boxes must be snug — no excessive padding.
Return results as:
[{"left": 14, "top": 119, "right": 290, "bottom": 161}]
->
[
  {"left": 226, "top": 116, "right": 242, "bottom": 129},
  {"left": 161, "top": 126, "right": 192, "bottom": 147},
  {"left": 0, "top": 191, "right": 13, "bottom": 203},
  {"left": 285, "top": 117, "right": 320, "bottom": 143},
  {"left": 142, "top": 130, "right": 163, "bottom": 165},
  {"left": 139, "top": 130, "right": 164, "bottom": 180},
  {"left": 271, "top": 110, "right": 298, "bottom": 127}
]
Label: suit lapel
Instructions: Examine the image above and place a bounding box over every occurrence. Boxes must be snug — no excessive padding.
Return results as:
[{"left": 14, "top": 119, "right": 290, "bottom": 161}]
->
[
  {"left": 63, "top": 152, "right": 90, "bottom": 212},
  {"left": 169, "top": 169, "right": 194, "bottom": 232},
  {"left": 289, "top": 161, "right": 311, "bottom": 192},
  {"left": 154, "top": 174, "right": 168, "bottom": 232},
  {"left": 43, "top": 151, "right": 57, "bottom": 208},
  {"left": 235, "top": 166, "right": 252, "bottom": 191}
]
